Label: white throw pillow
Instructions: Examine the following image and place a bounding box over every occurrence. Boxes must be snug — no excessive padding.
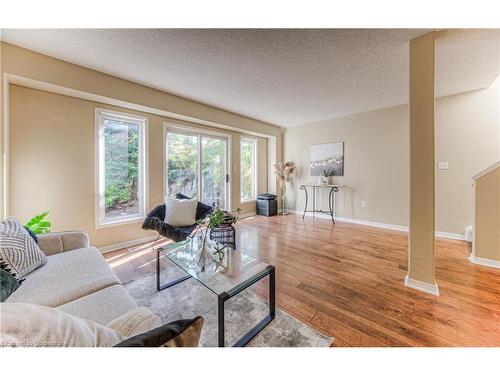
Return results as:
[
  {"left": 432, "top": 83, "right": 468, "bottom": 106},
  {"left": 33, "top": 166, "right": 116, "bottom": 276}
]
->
[{"left": 164, "top": 196, "right": 198, "bottom": 227}]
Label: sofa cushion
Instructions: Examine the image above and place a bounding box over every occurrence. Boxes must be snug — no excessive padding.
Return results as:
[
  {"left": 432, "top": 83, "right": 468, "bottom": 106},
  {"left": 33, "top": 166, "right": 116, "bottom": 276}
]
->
[
  {"left": 37, "top": 231, "right": 90, "bottom": 256},
  {"left": 0, "top": 303, "right": 124, "bottom": 347},
  {"left": 57, "top": 285, "right": 137, "bottom": 325},
  {"left": 6, "top": 247, "right": 120, "bottom": 307}
]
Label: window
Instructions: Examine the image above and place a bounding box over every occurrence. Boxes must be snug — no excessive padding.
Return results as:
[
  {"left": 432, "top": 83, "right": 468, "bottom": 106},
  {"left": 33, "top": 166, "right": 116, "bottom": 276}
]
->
[
  {"left": 96, "top": 109, "right": 147, "bottom": 227},
  {"left": 240, "top": 137, "right": 257, "bottom": 202},
  {"left": 165, "top": 126, "right": 228, "bottom": 210}
]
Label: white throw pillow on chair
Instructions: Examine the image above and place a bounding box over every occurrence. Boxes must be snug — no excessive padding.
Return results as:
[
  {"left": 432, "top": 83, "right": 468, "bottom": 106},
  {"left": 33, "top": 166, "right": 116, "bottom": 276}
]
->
[{"left": 164, "top": 196, "right": 198, "bottom": 227}]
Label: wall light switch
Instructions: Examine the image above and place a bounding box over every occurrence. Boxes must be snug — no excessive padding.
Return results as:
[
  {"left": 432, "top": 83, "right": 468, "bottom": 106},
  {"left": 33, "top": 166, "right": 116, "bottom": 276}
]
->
[
  {"left": 438, "top": 161, "right": 449, "bottom": 170},
  {"left": 361, "top": 200, "right": 367, "bottom": 208}
]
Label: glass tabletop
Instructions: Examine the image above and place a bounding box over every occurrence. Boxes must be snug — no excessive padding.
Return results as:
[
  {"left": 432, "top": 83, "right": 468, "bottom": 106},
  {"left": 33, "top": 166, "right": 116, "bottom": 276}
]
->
[{"left": 159, "top": 236, "right": 269, "bottom": 296}]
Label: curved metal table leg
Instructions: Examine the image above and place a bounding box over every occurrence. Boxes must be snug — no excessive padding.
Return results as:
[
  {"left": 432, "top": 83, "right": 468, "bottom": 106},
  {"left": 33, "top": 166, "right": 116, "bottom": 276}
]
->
[
  {"left": 328, "top": 187, "right": 335, "bottom": 223},
  {"left": 299, "top": 185, "right": 308, "bottom": 219},
  {"left": 312, "top": 186, "right": 316, "bottom": 218},
  {"left": 332, "top": 187, "right": 339, "bottom": 223}
]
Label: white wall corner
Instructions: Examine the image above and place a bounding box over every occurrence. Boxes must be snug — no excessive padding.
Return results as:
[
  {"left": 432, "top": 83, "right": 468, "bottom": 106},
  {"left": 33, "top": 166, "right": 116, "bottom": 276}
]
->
[
  {"left": 404, "top": 275, "right": 440, "bottom": 296},
  {"left": 469, "top": 255, "right": 500, "bottom": 269}
]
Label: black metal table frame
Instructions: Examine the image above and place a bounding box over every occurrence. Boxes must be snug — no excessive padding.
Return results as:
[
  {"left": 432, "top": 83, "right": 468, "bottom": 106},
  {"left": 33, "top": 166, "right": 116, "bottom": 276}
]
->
[
  {"left": 299, "top": 184, "right": 339, "bottom": 223},
  {"left": 156, "top": 250, "right": 275, "bottom": 347}
]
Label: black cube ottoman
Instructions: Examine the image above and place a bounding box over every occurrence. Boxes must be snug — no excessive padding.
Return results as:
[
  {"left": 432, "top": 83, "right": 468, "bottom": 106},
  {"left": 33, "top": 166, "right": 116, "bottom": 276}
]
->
[{"left": 256, "top": 193, "right": 277, "bottom": 216}]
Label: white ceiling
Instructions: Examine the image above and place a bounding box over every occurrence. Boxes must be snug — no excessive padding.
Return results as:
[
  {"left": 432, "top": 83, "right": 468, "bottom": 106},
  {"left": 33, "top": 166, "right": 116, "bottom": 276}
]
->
[{"left": 2, "top": 29, "right": 499, "bottom": 127}]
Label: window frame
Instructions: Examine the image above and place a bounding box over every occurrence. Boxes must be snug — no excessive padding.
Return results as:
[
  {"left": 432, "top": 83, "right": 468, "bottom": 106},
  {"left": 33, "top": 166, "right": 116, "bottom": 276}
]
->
[
  {"left": 239, "top": 136, "right": 258, "bottom": 203},
  {"left": 95, "top": 108, "right": 148, "bottom": 229}
]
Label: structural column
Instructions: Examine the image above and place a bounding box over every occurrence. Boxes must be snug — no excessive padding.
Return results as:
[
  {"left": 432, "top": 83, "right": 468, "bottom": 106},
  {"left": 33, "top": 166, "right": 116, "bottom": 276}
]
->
[{"left": 405, "top": 32, "right": 439, "bottom": 295}]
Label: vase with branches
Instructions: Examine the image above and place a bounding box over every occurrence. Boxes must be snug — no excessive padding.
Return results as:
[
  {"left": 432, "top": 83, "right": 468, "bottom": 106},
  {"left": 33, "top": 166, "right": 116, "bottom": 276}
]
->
[{"left": 273, "top": 161, "right": 296, "bottom": 215}]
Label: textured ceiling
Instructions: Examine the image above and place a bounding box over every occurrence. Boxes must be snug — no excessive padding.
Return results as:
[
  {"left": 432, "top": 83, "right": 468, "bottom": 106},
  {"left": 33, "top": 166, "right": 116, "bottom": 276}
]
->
[{"left": 2, "top": 29, "right": 499, "bottom": 127}]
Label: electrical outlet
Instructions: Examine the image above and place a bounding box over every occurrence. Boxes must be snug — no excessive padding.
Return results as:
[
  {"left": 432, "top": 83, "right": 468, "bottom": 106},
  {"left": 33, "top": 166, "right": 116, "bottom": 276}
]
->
[{"left": 361, "top": 200, "right": 367, "bottom": 208}]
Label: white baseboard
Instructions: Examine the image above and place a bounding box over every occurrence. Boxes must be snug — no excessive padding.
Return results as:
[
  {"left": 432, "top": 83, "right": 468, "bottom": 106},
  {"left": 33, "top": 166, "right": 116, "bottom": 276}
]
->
[
  {"left": 469, "top": 255, "right": 500, "bottom": 269},
  {"left": 335, "top": 215, "right": 408, "bottom": 232},
  {"left": 404, "top": 275, "right": 440, "bottom": 296},
  {"left": 99, "top": 235, "right": 158, "bottom": 254},
  {"left": 435, "top": 231, "right": 466, "bottom": 241},
  {"left": 289, "top": 210, "right": 465, "bottom": 240}
]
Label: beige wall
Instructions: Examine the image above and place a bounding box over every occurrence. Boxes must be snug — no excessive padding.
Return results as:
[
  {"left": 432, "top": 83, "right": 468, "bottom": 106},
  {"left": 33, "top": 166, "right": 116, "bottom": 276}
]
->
[
  {"left": 0, "top": 41, "right": 283, "bottom": 219},
  {"left": 0, "top": 42, "right": 281, "bottom": 137},
  {"left": 473, "top": 167, "right": 500, "bottom": 261},
  {"left": 284, "top": 78, "right": 500, "bottom": 235},
  {"left": 9, "top": 85, "right": 268, "bottom": 247},
  {"left": 285, "top": 105, "right": 410, "bottom": 226}
]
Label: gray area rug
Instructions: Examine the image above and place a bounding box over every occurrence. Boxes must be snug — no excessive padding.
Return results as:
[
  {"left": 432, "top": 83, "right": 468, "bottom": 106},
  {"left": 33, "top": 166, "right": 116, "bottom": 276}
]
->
[{"left": 124, "top": 264, "right": 333, "bottom": 347}]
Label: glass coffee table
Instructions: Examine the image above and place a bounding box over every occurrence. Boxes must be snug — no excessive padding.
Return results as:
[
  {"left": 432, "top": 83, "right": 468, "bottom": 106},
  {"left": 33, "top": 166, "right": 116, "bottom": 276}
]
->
[{"left": 156, "top": 236, "right": 275, "bottom": 347}]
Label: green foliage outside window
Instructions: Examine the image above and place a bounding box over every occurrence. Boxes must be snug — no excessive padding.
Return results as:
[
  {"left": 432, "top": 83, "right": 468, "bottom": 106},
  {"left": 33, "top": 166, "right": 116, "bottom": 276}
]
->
[
  {"left": 104, "top": 120, "right": 140, "bottom": 215},
  {"left": 240, "top": 138, "right": 256, "bottom": 201},
  {"left": 167, "top": 133, "right": 226, "bottom": 208},
  {"left": 167, "top": 133, "right": 198, "bottom": 198}
]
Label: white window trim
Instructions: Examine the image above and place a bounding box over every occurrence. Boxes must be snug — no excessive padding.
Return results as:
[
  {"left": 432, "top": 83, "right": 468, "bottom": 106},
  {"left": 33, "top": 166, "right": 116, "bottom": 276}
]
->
[
  {"left": 163, "top": 122, "right": 231, "bottom": 211},
  {"left": 95, "top": 108, "right": 148, "bottom": 229},
  {"left": 240, "top": 136, "right": 258, "bottom": 204}
]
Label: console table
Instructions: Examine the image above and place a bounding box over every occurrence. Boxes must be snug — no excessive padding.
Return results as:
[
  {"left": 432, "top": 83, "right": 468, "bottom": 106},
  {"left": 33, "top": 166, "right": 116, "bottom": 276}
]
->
[{"left": 299, "top": 184, "right": 343, "bottom": 223}]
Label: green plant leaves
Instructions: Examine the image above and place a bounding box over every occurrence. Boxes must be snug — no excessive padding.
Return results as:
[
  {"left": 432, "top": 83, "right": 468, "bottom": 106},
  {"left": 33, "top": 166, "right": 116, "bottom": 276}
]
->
[
  {"left": 196, "top": 208, "right": 240, "bottom": 233},
  {"left": 25, "top": 211, "right": 51, "bottom": 234}
]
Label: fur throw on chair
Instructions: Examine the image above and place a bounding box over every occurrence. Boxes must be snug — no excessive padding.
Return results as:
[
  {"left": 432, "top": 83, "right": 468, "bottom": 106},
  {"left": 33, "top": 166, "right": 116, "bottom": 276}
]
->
[{"left": 142, "top": 194, "right": 213, "bottom": 242}]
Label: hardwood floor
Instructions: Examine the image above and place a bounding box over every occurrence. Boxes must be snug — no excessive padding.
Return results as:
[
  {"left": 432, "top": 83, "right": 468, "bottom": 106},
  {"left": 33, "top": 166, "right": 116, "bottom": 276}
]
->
[{"left": 104, "top": 214, "right": 500, "bottom": 347}]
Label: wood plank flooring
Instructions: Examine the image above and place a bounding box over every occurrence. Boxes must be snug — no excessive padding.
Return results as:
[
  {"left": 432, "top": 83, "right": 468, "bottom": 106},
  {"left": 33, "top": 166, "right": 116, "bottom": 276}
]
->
[{"left": 104, "top": 214, "right": 500, "bottom": 347}]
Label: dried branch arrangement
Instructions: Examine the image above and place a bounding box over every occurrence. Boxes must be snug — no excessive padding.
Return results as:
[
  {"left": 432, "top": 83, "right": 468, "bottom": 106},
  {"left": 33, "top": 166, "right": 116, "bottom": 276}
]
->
[{"left": 274, "top": 161, "right": 296, "bottom": 187}]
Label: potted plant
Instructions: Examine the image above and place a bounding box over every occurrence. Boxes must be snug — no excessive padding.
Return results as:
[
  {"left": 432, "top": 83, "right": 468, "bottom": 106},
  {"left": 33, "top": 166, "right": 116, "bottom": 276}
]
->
[
  {"left": 274, "top": 161, "right": 296, "bottom": 215},
  {"left": 195, "top": 208, "right": 240, "bottom": 266},
  {"left": 24, "top": 211, "right": 51, "bottom": 234}
]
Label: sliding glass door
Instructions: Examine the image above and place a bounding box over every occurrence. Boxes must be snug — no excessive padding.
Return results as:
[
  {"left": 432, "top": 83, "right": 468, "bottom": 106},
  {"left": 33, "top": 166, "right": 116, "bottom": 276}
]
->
[
  {"left": 201, "top": 136, "right": 227, "bottom": 209},
  {"left": 166, "top": 128, "right": 228, "bottom": 209}
]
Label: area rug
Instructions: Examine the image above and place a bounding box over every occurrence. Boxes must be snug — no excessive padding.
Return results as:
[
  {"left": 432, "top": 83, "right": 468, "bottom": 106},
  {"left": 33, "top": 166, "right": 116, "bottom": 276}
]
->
[{"left": 124, "top": 264, "right": 333, "bottom": 347}]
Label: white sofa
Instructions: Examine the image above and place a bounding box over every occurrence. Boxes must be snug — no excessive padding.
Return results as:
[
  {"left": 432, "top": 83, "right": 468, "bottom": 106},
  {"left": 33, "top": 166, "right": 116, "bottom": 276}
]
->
[{"left": 5, "top": 231, "right": 140, "bottom": 326}]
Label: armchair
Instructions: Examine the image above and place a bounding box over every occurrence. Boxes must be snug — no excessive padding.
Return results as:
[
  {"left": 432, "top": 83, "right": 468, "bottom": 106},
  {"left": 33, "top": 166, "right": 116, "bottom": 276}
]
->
[{"left": 142, "top": 193, "right": 213, "bottom": 243}]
